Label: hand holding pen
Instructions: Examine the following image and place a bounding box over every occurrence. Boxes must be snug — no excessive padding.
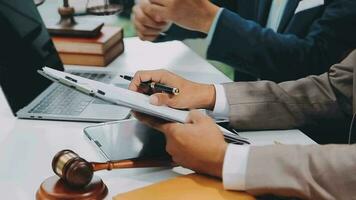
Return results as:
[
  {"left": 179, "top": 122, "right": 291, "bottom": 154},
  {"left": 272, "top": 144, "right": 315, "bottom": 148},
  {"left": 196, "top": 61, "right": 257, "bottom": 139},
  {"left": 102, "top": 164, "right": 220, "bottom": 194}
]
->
[
  {"left": 127, "top": 70, "right": 249, "bottom": 176},
  {"left": 120, "top": 75, "right": 180, "bottom": 95},
  {"left": 126, "top": 69, "right": 216, "bottom": 110}
]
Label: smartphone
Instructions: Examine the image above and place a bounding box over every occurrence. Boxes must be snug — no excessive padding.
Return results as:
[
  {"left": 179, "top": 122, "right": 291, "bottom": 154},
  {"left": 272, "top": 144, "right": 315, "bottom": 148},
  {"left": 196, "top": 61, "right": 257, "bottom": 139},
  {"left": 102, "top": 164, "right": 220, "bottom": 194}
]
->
[{"left": 84, "top": 119, "right": 168, "bottom": 161}]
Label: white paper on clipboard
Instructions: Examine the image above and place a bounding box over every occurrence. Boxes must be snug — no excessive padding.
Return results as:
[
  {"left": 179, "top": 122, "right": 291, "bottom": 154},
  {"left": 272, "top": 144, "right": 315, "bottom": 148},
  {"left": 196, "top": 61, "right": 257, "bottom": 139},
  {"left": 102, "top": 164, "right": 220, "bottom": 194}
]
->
[{"left": 39, "top": 67, "right": 249, "bottom": 144}]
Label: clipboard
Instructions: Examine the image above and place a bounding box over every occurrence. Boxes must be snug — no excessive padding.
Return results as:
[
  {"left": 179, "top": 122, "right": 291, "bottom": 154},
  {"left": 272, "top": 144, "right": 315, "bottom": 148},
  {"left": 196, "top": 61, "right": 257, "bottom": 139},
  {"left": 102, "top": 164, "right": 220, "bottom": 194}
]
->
[{"left": 38, "top": 67, "right": 249, "bottom": 145}]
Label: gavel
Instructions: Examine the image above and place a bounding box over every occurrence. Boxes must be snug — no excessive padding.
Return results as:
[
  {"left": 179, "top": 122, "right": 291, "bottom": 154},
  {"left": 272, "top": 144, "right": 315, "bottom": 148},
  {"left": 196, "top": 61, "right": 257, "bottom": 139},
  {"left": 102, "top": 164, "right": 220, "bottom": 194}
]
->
[{"left": 52, "top": 149, "right": 174, "bottom": 188}]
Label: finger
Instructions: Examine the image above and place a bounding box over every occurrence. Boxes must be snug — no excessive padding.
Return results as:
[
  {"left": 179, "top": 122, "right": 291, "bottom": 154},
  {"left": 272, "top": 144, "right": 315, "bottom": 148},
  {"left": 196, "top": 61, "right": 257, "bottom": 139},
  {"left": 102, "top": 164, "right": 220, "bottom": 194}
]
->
[
  {"left": 128, "top": 71, "right": 144, "bottom": 92},
  {"left": 186, "top": 110, "right": 209, "bottom": 124},
  {"left": 134, "top": 5, "right": 168, "bottom": 29},
  {"left": 136, "top": 31, "right": 159, "bottom": 41},
  {"left": 133, "top": 16, "right": 161, "bottom": 33},
  {"left": 133, "top": 111, "right": 180, "bottom": 134},
  {"left": 143, "top": 4, "right": 168, "bottom": 22},
  {"left": 142, "top": 35, "right": 159, "bottom": 41},
  {"left": 134, "top": 19, "right": 163, "bottom": 35},
  {"left": 149, "top": 93, "right": 173, "bottom": 106},
  {"left": 149, "top": 0, "right": 166, "bottom": 6},
  {"left": 128, "top": 69, "right": 171, "bottom": 92},
  {"left": 133, "top": 111, "right": 167, "bottom": 129}
]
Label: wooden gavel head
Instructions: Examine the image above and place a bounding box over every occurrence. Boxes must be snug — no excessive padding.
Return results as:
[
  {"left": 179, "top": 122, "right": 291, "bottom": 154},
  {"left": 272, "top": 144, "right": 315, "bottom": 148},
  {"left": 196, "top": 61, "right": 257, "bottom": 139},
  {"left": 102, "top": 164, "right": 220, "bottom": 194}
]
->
[{"left": 52, "top": 150, "right": 93, "bottom": 188}]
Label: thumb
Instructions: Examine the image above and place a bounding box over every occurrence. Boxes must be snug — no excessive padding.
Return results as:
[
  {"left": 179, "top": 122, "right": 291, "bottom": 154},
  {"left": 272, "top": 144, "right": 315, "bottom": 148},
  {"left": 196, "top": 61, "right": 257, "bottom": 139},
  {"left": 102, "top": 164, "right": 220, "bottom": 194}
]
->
[
  {"left": 186, "top": 110, "right": 207, "bottom": 124},
  {"left": 149, "top": 93, "right": 171, "bottom": 106}
]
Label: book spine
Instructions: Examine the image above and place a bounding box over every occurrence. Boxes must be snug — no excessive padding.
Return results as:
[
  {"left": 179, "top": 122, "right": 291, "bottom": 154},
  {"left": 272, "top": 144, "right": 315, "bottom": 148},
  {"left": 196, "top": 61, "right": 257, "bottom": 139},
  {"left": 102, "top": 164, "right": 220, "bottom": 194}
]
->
[
  {"left": 53, "top": 42, "right": 102, "bottom": 55},
  {"left": 52, "top": 27, "right": 123, "bottom": 55},
  {"left": 102, "top": 28, "right": 124, "bottom": 53},
  {"left": 58, "top": 40, "right": 124, "bottom": 67}
]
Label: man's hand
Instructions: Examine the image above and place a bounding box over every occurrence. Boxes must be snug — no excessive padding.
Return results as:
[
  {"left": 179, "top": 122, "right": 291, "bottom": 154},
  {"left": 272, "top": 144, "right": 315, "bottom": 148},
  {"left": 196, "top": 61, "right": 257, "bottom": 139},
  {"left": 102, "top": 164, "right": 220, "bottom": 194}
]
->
[
  {"left": 132, "top": 0, "right": 170, "bottom": 41},
  {"left": 128, "top": 69, "right": 216, "bottom": 110},
  {"left": 134, "top": 110, "right": 228, "bottom": 178},
  {"left": 144, "top": 0, "right": 219, "bottom": 33}
]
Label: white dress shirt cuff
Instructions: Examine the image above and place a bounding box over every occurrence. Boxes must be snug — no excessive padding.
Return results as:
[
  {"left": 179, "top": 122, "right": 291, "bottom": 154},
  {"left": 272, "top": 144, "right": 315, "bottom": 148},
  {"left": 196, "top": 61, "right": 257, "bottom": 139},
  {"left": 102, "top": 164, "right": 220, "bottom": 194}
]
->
[
  {"left": 205, "top": 8, "right": 224, "bottom": 46},
  {"left": 223, "top": 144, "right": 250, "bottom": 191},
  {"left": 210, "top": 84, "right": 229, "bottom": 119}
]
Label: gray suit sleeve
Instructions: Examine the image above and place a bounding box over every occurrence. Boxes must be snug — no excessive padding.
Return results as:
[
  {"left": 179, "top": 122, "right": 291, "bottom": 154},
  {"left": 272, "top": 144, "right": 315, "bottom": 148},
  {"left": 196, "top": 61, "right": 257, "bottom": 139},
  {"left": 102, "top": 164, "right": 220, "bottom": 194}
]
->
[
  {"left": 223, "top": 51, "right": 356, "bottom": 130},
  {"left": 245, "top": 144, "right": 356, "bottom": 199}
]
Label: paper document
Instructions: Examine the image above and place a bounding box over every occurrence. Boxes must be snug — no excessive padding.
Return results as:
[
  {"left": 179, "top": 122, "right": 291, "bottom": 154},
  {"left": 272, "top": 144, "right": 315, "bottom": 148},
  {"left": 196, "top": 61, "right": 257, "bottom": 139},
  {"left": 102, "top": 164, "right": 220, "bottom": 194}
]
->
[
  {"left": 39, "top": 67, "right": 249, "bottom": 144},
  {"left": 42, "top": 67, "right": 189, "bottom": 122}
]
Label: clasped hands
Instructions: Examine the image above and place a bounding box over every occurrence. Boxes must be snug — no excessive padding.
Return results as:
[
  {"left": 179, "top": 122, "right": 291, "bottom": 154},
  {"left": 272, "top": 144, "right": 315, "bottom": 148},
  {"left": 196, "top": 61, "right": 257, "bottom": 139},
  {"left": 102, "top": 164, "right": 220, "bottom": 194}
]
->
[
  {"left": 128, "top": 70, "right": 228, "bottom": 178},
  {"left": 132, "top": 0, "right": 219, "bottom": 41}
]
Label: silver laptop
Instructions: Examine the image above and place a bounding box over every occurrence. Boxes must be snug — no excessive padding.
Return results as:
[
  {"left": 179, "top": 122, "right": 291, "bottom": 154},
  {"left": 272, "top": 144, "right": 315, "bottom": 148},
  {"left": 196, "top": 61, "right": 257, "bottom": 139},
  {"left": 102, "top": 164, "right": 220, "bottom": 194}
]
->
[{"left": 0, "top": 0, "right": 130, "bottom": 122}]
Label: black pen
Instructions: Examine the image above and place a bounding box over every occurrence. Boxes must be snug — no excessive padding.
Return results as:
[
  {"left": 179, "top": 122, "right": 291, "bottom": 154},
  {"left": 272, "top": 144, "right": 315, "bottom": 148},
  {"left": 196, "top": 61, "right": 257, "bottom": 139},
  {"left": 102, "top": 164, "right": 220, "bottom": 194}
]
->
[{"left": 120, "top": 75, "right": 180, "bottom": 95}]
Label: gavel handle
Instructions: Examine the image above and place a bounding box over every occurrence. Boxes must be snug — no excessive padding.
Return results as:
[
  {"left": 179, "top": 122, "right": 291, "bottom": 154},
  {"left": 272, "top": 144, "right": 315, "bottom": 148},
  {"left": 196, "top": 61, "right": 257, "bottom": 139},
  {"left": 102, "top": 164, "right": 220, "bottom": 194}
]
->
[{"left": 91, "top": 157, "right": 175, "bottom": 171}]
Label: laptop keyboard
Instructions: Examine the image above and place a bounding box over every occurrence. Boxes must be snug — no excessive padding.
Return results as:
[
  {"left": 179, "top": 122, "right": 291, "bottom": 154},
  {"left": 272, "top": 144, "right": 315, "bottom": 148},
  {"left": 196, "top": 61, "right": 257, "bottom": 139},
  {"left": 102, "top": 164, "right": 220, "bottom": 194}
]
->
[{"left": 29, "top": 72, "right": 112, "bottom": 116}]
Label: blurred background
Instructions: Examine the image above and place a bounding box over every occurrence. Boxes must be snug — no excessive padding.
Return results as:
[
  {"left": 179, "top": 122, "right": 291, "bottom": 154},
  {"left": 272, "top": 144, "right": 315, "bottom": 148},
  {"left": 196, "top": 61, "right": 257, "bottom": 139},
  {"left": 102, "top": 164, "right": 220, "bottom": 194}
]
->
[{"left": 37, "top": 0, "right": 234, "bottom": 79}]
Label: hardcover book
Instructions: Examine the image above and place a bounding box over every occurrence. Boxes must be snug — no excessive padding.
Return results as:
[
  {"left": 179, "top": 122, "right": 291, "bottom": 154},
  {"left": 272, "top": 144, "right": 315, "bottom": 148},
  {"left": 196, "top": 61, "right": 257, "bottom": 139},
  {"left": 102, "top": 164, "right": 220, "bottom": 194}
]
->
[{"left": 52, "top": 26, "right": 123, "bottom": 55}]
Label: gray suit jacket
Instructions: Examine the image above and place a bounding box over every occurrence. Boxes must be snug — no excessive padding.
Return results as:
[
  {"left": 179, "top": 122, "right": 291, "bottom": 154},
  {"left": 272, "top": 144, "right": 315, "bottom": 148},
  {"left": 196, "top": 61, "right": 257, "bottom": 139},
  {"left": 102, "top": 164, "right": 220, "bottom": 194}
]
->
[
  {"left": 224, "top": 50, "right": 356, "bottom": 143},
  {"left": 223, "top": 51, "right": 356, "bottom": 199}
]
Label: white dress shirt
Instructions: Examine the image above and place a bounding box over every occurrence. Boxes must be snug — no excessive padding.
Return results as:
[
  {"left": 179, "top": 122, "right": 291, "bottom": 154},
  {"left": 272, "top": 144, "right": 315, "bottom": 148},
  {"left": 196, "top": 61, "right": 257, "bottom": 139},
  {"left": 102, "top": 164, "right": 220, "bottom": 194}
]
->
[
  {"left": 153, "top": 0, "right": 289, "bottom": 191},
  {"left": 266, "top": 0, "right": 289, "bottom": 32},
  {"left": 211, "top": 84, "right": 250, "bottom": 190},
  {"left": 208, "top": 1, "right": 289, "bottom": 190}
]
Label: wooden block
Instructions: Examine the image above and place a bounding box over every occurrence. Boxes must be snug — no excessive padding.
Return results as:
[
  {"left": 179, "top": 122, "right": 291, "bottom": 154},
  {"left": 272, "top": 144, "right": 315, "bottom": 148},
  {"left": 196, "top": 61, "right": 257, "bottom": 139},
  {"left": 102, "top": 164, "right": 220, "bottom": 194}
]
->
[{"left": 36, "top": 175, "right": 108, "bottom": 200}]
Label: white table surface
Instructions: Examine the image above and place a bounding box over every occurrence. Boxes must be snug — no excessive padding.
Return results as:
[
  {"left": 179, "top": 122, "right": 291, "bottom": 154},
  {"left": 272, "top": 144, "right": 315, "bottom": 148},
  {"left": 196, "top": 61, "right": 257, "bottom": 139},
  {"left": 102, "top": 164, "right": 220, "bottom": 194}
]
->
[{"left": 0, "top": 38, "right": 315, "bottom": 199}]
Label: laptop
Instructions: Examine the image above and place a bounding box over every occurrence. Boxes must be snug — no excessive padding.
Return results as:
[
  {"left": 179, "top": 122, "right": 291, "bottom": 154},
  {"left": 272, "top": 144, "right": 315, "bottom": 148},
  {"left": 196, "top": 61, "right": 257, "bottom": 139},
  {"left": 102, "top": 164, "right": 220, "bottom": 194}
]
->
[{"left": 0, "top": 0, "right": 130, "bottom": 122}]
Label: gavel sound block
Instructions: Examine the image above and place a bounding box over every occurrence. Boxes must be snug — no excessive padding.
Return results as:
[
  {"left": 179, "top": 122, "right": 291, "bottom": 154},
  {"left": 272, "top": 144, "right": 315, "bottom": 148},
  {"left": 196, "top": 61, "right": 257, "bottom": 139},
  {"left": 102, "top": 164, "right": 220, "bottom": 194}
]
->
[
  {"left": 36, "top": 175, "right": 108, "bottom": 200},
  {"left": 36, "top": 149, "right": 173, "bottom": 200}
]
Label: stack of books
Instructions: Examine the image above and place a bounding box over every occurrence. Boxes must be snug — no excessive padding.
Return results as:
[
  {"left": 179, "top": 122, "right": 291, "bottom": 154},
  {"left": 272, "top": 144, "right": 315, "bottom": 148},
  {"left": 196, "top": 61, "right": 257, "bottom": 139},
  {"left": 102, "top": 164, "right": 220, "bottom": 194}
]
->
[{"left": 52, "top": 26, "right": 124, "bottom": 67}]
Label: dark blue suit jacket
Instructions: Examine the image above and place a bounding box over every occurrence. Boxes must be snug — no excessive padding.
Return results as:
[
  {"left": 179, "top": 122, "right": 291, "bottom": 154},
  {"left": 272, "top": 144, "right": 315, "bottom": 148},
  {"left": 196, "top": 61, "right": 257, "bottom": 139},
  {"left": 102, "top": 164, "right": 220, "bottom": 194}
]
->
[{"left": 159, "top": 0, "right": 356, "bottom": 82}]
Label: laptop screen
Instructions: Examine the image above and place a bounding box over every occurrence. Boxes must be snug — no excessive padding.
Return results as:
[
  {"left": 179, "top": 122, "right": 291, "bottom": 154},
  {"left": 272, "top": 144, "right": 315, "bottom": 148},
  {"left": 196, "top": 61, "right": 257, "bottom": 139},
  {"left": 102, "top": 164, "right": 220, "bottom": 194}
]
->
[{"left": 0, "top": 0, "right": 64, "bottom": 115}]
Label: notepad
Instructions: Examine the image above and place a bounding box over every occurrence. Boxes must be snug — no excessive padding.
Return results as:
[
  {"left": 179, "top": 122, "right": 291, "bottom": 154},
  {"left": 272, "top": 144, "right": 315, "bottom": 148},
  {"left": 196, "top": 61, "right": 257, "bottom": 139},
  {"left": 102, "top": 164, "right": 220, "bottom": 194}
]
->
[
  {"left": 113, "top": 174, "right": 255, "bottom": 200},
  {"left": 39, "top": 67, "right": 249, "bottom": 144}
]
